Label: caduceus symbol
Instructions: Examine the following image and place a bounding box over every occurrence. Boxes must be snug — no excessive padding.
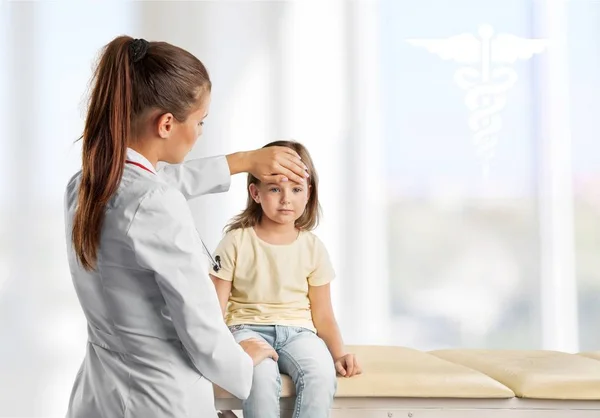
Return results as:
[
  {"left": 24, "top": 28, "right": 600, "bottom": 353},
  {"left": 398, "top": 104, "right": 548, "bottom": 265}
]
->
[{"left": 408, "top": 24, "right": 547, "bottom": 179}]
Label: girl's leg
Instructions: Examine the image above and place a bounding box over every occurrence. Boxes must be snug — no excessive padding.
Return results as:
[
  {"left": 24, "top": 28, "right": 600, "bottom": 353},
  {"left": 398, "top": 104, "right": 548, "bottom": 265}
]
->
[
  {"left": 231, "top": 326, "right": 281, "bottom": 418},
  {"left": 277, "top": 328, "right": 337, "bottom": 418}
]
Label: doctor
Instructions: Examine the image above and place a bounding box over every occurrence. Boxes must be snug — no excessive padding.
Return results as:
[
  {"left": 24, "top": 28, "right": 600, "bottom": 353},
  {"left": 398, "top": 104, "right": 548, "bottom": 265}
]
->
[{"left": 65, "top": 36, "right": 309, "bottom": 418}]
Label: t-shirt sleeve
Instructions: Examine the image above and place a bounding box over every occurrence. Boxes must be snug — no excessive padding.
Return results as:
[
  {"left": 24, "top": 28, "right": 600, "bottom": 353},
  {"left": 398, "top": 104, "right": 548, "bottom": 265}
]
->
[
  {"left": 308, "top": 236, "right": 336, "bottom": 286},
  {"left": 209, "top": 229, "right": 238, "bottom": 282}
]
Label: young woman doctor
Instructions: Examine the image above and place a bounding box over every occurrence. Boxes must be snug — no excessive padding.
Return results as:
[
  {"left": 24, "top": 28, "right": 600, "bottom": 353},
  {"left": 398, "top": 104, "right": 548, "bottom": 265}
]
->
[{"left": 65, "top": 36, "right": 309, "bottom": 418}]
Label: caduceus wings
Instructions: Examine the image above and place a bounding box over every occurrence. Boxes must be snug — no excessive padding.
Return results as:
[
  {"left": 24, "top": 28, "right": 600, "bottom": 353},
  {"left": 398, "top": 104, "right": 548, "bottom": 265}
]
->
[{"left": 491, "top": 33, "right": 548, "bottom": 63}]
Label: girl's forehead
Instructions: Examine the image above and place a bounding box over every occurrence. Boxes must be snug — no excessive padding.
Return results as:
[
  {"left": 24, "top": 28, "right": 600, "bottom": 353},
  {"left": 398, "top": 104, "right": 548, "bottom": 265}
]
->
[{"left": 265, "top": 178, "right": 307, "bottom": 187}]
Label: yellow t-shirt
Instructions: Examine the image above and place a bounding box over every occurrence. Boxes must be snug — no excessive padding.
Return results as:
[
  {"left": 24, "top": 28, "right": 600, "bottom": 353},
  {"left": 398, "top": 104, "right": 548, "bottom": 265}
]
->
[{"left": 209, "top": 227, "right": 335, "bottom": 331}]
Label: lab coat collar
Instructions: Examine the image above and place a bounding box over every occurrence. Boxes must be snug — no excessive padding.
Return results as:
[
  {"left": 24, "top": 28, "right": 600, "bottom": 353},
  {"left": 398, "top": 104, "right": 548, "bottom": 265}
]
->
[{"left": 126, "top": 148, "right": 157, "bottom": 175}]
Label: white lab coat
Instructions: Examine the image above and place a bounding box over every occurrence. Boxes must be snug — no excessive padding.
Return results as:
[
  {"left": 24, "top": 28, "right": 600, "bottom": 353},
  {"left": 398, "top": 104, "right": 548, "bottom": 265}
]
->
[{"left": 64, "top": 149, "right": 253, "bottom": 418}]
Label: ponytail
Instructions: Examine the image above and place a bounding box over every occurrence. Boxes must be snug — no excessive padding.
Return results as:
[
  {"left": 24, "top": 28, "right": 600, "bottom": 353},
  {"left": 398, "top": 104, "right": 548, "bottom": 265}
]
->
[
  {"left": 72, "top": 35, "right": 212, "bottom": 270},
  {"left": 72, "top": 36, "right": 133, "bottom": 270}
]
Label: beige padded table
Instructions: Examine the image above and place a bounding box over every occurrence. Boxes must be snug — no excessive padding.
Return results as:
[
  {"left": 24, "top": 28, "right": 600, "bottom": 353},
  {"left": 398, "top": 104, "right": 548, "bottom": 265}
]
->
[
  {"left": 215, "top": 345, "right": 522, "bottom": 417},
  {"left": 579, "top": 351, "right": 600, "bottom": 362},
  {"left": 215, "top": 346, "right": 600, "bottom": 417},
  {"left": 429, "top": 349, "right": 600, "bottom": 417}
]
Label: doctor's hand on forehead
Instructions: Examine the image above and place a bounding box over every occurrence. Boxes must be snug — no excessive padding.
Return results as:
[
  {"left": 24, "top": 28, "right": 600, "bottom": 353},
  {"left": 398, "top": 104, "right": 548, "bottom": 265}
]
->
[{"left": 226, "top": 145, "right": 310, "bottom": 185}]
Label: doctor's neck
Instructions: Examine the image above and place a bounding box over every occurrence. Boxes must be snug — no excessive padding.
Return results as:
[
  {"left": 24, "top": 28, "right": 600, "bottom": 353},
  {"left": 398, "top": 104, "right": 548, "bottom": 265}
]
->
[{"left": 128, "top": 140, "right": 160, "bottom": 169}]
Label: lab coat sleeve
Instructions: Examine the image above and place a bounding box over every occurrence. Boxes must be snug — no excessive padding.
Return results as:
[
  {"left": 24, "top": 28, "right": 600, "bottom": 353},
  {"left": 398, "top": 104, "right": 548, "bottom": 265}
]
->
[
  {"left": 127, "top": 186, "right": 253, "bottom": 399},
  {"left": 157, "top": 156, "right": 232, "bottom": 200}
]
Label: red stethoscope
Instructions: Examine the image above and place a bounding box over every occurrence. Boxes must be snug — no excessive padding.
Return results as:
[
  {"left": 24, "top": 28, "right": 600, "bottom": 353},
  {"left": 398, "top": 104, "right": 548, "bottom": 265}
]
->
[
  {"left": 125, "top": 160, "right": 155, "bottom": 175},
  {"left": 125, "top": 160, "right": 222, "bottom": 272}
]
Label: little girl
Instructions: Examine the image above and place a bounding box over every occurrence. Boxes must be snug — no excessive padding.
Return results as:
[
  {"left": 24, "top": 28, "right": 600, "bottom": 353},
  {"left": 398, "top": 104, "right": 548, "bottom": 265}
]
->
[{"left": 210, "top": 140, "right": 361, "bottom": 418}]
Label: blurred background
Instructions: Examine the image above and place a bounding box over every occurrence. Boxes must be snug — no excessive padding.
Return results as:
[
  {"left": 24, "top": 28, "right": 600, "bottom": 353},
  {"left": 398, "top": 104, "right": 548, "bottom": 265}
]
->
[{"left": 1, "top": 0, "right": 599, "bottom": 416}]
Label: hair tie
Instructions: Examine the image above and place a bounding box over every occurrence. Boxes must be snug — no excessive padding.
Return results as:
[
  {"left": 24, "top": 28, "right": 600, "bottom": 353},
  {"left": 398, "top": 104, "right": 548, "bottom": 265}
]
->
[{"left": 130, "top": 38, "right": 149, "bottom": 63}]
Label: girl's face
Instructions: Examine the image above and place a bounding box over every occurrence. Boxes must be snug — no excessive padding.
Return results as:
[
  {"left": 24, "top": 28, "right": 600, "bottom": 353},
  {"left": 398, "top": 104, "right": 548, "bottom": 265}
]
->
[{"left": 249, "top": 178, "right": 310, "bottom": 226}]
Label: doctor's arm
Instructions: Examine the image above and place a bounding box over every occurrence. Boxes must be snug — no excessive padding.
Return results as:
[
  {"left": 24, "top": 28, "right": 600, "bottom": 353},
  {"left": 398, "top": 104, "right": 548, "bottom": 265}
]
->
[
  {"left": 158, "top": 147, "right": 308, "bottom": 200},
  {"left": 127, "top": 187, "right": 275, "bottom": 398}
]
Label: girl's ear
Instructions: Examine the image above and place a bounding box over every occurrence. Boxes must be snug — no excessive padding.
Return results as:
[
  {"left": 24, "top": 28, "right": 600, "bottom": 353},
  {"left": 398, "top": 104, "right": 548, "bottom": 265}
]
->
[{"left": 249, "top": 183, "right": 261, "bottom": 203}]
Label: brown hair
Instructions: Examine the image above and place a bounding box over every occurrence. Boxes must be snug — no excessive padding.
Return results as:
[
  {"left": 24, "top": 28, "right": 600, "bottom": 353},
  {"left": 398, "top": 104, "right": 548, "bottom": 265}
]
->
[
  {"left": 225, "top": 140, "right": 321, "bottom": 233},
  {"left": 72, "top": 36, "right": 211, "bottom": 270}
]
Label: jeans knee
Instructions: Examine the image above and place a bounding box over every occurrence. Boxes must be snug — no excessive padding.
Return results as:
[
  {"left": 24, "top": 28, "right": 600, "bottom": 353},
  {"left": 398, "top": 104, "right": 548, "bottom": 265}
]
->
[
  {"left": 249, "top": 359, "right": 281, "bottom": 397},
  {"left": 243, "top": 363, "right": 281, "bottom": 418},
  {"left": 301, "top": 364, "right": 337, "bottom": 396}
]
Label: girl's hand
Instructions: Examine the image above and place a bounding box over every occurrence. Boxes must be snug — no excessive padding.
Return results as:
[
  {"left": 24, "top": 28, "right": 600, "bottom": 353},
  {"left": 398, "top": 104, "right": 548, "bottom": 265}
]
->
[
  {"left": 334, "top": 353, "right": 362, "bottom": 377},
  {"left": 247, "top": 146, "right": 308, "bottom": 184}
]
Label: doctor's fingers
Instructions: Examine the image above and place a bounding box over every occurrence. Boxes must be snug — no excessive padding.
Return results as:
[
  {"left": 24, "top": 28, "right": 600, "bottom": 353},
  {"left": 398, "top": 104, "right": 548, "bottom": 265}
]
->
[
  {"left": 239, "top": 337, "right": 269, "bottom": 349},
  {"left": 218, "top": 411, "right": 238, "bottom": 418},
  {"left": 276, "top": 154, "right": 309, "bottom": 182},
  {"left": 239, "top": 338, "right": 279, "bottom": 364},
  {"left": 257, "top": 345, "right": 279, "bottom": 364},
  {"left": 263, "top": 163, "right": 306, "bottom": 185}
]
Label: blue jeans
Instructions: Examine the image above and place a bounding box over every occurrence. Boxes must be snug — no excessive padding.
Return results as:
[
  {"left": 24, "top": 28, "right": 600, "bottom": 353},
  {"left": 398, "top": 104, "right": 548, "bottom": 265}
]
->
[{"left": 229, "top": 324, "right": 337, "bottom": 418}]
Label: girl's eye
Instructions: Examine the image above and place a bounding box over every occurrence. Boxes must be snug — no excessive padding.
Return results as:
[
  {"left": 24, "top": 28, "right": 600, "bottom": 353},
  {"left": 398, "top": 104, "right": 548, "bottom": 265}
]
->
[
  {"left": 293, "top": 188, "right": 303, "bottom": 193},
  {"left": 270, "top": 188, "right": 280, "bottom": 193},
  {"left": 198, "top": 121, "right": 204, "bottom": 127}
]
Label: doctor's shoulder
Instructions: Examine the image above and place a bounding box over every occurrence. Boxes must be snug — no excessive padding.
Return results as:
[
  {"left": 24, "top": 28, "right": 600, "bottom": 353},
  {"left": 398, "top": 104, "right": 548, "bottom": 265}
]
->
[
  {"left": 64, "top": 170, "right": 82, "bottom": 207},
  {"left": 64, "top": 168, "right": 164, "bottom": 210},
  {"left": 124, "top": 182, "right": 194, "bottom": 227}
]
